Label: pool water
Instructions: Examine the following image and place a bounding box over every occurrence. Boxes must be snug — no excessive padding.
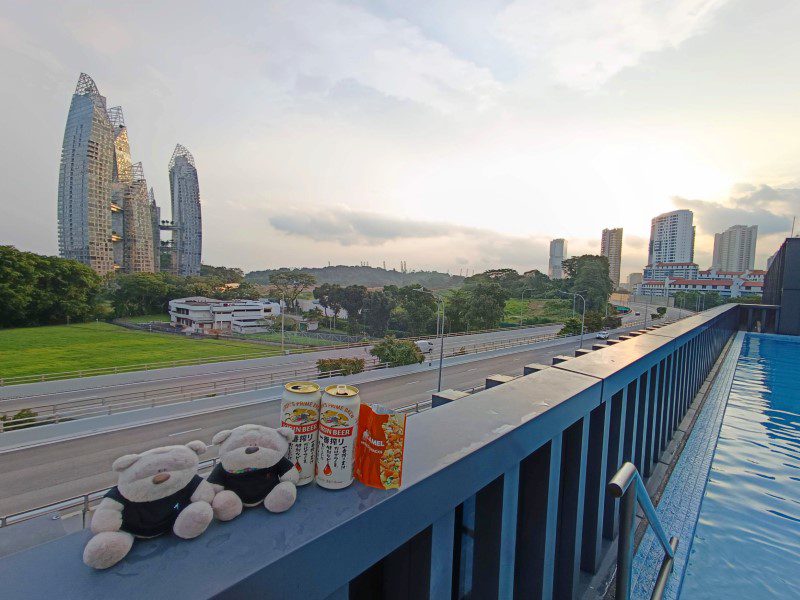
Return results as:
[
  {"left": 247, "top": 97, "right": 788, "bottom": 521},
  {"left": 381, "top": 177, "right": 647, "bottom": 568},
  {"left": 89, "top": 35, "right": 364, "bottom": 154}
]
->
[{"left": 681, "top": 334, "right": 800, "bottom": 598}]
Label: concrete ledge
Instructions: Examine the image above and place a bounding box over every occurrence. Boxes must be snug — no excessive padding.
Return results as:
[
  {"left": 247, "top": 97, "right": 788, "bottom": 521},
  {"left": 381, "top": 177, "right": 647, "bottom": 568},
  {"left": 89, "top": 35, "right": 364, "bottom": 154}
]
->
[
  {"left": 431, "top": 389, "right": 471, "bottom": 408},
  {"left": 485, "top": 374, "right": 517, "bottom": 388},
  {"left": 574, "top": 348, "right": 593, "bottom": 357},
  {"left": 552, "top": 355, "right": 572, "bottom": 365},
  {"left": 522, "top": 362, "right": 550, "bottom": 375}
]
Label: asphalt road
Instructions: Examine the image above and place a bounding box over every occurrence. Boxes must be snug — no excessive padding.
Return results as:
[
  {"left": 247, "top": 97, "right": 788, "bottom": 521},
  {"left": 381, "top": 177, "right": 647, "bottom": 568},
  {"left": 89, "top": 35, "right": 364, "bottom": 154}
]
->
[
  {"left": 0, "top": 303, "right": 682, "bottom": 411},
  {"left": 0, "top": 337, "right": 588, "bottom": 517},
  {"left": 0, "top": 323, "right": 566, "bottom": 405}
]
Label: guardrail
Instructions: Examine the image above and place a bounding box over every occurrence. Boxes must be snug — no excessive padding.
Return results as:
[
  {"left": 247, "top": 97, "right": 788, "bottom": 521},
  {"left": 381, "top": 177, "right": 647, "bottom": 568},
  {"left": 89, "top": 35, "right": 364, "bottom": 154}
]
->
[
  {"left": 0, "top": 305, "right": 735, "bottom": 598},
  {"left": 1, "top": 321, "right": 574, "bottom": 387},
  {"left": 0, "top": 317, "right": 668, "bottom": 431},
  {"left": 0, "top": 319, "right": 657, "bottom": 430}
]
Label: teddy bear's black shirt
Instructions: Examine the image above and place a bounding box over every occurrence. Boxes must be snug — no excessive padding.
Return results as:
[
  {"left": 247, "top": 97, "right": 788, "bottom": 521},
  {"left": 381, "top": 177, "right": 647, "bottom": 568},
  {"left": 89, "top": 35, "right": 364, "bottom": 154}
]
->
[
  {"left": 207, "top": 458, "right": 294, "bottom": 505},
  {"left": 105, "top": 475, "right": 204, "bottom": 538}
]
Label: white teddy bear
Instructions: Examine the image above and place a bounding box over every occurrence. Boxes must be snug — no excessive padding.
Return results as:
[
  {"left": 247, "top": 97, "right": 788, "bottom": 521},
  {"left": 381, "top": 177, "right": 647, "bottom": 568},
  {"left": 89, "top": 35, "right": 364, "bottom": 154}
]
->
[
  {"left": 83, "top": 441, "right": 215, "bottom": 569},
  {"left": 208, "top": 424, "right": 299, "bottom": 521}
]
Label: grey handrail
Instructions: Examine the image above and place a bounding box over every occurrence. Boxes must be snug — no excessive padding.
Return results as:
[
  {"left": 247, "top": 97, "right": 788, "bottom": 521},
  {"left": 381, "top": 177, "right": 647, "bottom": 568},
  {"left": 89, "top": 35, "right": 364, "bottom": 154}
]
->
[{"left": 608, "top": 462, "right": 679, "bottom": 600}]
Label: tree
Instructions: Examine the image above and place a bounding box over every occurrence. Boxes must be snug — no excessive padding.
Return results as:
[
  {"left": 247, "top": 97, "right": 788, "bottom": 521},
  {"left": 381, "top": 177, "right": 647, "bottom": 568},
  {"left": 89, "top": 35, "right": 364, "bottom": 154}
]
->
[
  {"left": 395, "top": 286, "right": 438, "bottom": 335},
  {"left": 362, "top": 290, "right": 395, "bottom": 337},
  {"left": 200, "top": 264, "right": 244, "bottom": 283},
  {"left": 269, "top": 271, "right": 316, "bottom": 312},
  {"left": 444, "top": 288, "right": 471, "bottom": 332},
  {"left": 370, "top": 336, "right": 424, "bottom": 367},
  {"left": 339, "top": 285, "right": 368, "bottom": 334},
  {"left": 562, "top": 255, "right": 613, "bottom": 312},
  {"left": 465, "top": 282, "right": 508, "bottom": 330},
  {"left": 313, "top": 283, "right": 345, "bottom": 327},
  {"left": 559, "top": 317, "right": 582, "bottom": 336},
  {"left": 0, "top": 246, "right": 103, "bottom": 327}
]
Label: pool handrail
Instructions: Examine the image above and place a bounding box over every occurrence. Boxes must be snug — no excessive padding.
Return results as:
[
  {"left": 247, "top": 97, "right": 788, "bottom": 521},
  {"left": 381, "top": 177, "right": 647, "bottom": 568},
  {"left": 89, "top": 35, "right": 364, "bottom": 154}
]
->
[{"left": 608, "top": 461, "right": 679, "bottom": 600}]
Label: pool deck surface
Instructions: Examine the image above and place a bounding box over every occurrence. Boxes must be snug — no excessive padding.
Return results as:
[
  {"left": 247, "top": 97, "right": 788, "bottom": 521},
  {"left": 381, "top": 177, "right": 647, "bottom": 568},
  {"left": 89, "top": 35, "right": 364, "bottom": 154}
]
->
[{"left": 630, "top": 331, "right": 745, "bottom": 600}]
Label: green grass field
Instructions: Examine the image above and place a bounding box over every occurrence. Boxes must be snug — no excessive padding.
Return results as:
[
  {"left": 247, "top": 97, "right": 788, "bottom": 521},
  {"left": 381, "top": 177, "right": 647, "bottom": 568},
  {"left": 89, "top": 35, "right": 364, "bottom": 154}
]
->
[
  {"left": 121, "top": 313, "right": 171, "bottom": 323},
  {"left": 503, "top": 298, "right": 573, "bottom": 324},
  {"left": 0, "top": 322, "right": 280, "bottom": 380}
]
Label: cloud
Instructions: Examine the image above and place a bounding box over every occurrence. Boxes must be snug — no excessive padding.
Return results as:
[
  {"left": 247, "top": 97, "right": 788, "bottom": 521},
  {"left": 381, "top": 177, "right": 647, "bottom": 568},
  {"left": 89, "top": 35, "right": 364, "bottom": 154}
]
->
[
  {"left": 673, "top": 185, "right": 798, "bottom": 235},
  {"left": 257, "top": 1, "right": 501, "bottom": 113},
  {"left": 269, "top": 207, "right": 480, "bottom": 245},
  {"left": 494, "top": 0, "right": 730, "bottom": 90}
]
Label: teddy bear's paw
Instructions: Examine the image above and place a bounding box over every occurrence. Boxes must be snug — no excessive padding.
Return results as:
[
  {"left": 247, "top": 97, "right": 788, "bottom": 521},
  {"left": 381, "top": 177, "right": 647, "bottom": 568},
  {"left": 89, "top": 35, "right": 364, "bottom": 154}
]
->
[
  {"left": 264, "top": 481, "right": 297, "bottom": 513},
  {"left": 173, "top": 501, "right": 213, "bottom": 539},
  {"left": 212, "top": 490, "right": 243, "bottom": 521},
  {"left": 83, "top": 531, "right": 134, "bottom": 569}
]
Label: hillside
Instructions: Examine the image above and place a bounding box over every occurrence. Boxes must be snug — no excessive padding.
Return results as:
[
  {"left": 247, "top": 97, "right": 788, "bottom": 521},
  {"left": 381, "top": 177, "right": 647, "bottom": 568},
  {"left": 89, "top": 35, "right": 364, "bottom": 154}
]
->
[{"left": 245, "top": 265, "right": 464, "bottom": 289}]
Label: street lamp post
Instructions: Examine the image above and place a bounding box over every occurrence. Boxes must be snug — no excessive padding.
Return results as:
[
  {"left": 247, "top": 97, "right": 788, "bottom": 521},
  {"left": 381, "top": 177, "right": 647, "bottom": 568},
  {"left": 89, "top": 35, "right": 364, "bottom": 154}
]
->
[
  {"left": 280, "top": 292, "right": 285, "bottom": 354},
  {"left": 559, "top": 290, "right": 587, "bottom": 349},
  {"left": 520, "top": 288, "right": 534, "bottom": 326},
  {"left": 415, "top": 287, "right": 446, "bottom": 392}
]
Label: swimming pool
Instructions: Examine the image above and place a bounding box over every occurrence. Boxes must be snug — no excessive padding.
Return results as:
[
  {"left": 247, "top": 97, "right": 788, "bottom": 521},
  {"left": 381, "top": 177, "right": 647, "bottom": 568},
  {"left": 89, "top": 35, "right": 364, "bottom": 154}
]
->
[{"left": 680, "top": 333, "right": 800, "bottom": 598}]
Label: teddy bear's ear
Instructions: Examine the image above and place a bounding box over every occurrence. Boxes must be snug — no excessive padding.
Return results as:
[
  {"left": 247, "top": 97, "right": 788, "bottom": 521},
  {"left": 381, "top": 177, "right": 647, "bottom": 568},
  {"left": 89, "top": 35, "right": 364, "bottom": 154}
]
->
[
  {"left": 277, "top": 427, "right": 295, "bottom": 442},
  {"left": 186, "top": 440, "right": 206, "bottom": 455},
  {"left": 212, "top": 429, "right": 233, "bottom": 446},
  {"left": 112, "top": 453, "right": 141, "bottom": 472}
]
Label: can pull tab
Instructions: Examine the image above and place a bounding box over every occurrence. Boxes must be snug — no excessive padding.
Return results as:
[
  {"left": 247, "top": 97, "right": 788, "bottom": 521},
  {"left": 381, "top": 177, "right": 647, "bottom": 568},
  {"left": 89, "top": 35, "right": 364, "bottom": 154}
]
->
[{"left": 336, "top": 385, "right": 348, "bottom": 396}]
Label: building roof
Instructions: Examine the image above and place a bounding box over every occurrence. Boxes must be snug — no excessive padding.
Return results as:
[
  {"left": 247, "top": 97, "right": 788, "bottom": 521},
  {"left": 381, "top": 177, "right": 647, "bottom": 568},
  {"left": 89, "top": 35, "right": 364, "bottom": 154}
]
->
[
  {"left": 652, "top": 262, "right": 698, "bottom": 267},
  {"left": 670, "top": 278, "right": 734, "bottom": 286},
  {"left": 743, "top": 281, "right": 764, "bottom": 287}
]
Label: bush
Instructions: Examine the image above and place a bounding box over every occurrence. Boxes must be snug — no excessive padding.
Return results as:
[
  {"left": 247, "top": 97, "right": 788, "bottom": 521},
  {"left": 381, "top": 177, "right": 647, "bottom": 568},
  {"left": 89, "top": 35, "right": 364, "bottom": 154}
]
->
[
  {"left": 656, "top": 307, "right": 667, "bottom": 316},
  {"left": 603, "top": 315, "right": 622, "bottom": 329},
  {"left": 317, "top": 357, "right": 365, "bottom": 376},
  {"left": 559, "top": 317, "right": 582, "bottom": 336},
  {"left": 1, "top": 408, "right": 39, "bottom": 430},
  {"left": 370, "top": 336, "right": 424, "bottom": 367}
]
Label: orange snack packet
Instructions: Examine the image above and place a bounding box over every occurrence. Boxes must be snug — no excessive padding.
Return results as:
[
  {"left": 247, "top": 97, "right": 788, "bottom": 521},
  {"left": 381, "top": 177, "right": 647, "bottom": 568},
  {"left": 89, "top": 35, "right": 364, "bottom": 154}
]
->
[{"left": 354, "top": 404, "right": 407, "bottom": 490}]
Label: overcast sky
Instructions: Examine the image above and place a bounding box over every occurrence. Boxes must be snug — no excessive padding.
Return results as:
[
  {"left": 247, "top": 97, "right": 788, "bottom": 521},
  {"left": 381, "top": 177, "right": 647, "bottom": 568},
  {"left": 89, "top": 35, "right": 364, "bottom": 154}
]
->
[{"left": 2, "top": 0, "right": 799, "bottom": 277}]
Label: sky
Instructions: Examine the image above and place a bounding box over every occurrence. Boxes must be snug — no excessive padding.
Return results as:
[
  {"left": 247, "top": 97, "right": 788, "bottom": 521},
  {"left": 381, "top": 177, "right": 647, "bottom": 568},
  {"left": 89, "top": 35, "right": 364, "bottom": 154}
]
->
[{"left": 1, "top": 0, "right": 800, "bottom": 278}]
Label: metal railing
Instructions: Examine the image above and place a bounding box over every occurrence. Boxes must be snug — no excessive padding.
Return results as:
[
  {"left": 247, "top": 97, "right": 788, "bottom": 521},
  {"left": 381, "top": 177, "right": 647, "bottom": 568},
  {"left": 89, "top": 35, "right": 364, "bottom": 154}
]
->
[
  {"left": 0, "top": 321, "right": 565, "bottom": 387},
  {"left": 0, "top": 317, "right": 671, "bottom": 431},
  {"left": 608, "top": 462, "right": 679, "bottom": 600},
  {"left": 0, "top": 306, "right": 736, "bottom": 598}
]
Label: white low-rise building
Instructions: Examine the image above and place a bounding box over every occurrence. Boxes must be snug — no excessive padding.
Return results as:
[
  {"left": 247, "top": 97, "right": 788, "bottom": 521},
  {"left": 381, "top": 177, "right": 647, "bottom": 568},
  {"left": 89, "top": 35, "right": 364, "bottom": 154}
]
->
[{"left": 169, "top": 297, "right": 281, "bottom": 334}]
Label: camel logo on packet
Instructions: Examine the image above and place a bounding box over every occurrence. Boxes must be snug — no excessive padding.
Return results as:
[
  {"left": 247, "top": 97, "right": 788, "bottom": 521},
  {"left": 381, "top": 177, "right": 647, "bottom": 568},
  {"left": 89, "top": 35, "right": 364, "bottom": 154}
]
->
[{"left": 354, "top": 404, "right": 407, "bottom": 490}]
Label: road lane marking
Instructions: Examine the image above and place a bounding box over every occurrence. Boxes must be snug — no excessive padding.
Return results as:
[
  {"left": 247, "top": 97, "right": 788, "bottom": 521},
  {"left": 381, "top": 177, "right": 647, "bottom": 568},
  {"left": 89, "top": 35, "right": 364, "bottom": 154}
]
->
[
  {"left": 467, "top": 368, "right": 477, "bottom": 371},
  {"left": 406, "top": 381, "right": 419, "bottom": 385},
  {"left": 168, "top": 427, "right": 203, "bottom": 437}
]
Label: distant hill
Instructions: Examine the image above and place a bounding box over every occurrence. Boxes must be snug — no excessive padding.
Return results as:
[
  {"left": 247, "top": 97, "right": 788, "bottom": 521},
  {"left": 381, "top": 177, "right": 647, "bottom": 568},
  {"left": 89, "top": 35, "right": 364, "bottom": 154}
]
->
[{"left": 245, "top": 265, "right": 464, "bottom": 289}]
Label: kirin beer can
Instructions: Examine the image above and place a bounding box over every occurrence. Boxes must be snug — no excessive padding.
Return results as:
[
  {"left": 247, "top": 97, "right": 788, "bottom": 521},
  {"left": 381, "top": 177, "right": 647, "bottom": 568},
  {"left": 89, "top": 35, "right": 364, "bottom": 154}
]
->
[
  {"left": 316, "top": 384, "right": 361, "bottom": 489},
  {"left": 281, "top": 381, "right": 322, "bottom": 486}
]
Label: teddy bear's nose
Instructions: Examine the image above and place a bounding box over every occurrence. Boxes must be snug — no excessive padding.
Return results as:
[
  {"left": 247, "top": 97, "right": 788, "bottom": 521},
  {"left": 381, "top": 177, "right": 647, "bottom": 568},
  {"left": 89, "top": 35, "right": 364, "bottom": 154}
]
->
[
  {"left": 245, "top": 446, "right": 259, "bottom": 454},
  {"left": 152, "top": 473, "right": 171, "bottom": 484}
]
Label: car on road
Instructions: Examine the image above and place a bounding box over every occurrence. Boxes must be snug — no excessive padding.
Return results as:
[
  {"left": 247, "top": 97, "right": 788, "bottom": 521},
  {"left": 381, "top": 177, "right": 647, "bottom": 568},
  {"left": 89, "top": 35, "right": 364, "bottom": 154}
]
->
[
  {"left": 415, "top": 340, "right": 435, "bottom": 354},
  {"left": 596, "top": 331, "right": 610, "bottom": 340},
  {"left": 635, "top": 311, "right": 641, "bottom": 316}
]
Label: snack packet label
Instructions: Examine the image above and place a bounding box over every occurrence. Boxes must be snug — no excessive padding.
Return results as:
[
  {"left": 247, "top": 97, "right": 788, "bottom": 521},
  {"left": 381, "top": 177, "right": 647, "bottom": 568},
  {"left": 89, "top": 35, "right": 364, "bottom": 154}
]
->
[{"left": 354, "top": 404, "right": 407, "bottom": 490}]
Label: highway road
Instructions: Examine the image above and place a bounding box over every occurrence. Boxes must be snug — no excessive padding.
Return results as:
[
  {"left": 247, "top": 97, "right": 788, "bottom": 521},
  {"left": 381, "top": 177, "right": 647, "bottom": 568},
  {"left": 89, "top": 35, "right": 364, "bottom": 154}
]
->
[
  {"left": 0, "top": 336, "right": 594, "bottom": 517},
  {"left": 0, "top": 302, "right": 683, "bottom": 412}
]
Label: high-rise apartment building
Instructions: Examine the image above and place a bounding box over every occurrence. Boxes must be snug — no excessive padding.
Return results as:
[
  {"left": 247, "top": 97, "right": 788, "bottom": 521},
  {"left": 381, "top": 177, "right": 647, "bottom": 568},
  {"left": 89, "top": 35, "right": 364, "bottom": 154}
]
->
[
  {"left": 601, "top": 227, "right": 623, "bottom": 288},
  {"left": 712, "top": 225, "right": 758, "bottom": 272},
  {"left": 57, "top": 74, "right": 116, "bottom": 275},
  {"left": 149, "top": 188, "right": 161, "bottom": 272},
  {"left": 169, "top": 144, "right": 202, "bottom": 276},
  {"left": 648, "top": 209, "right": 695, "bottom": 265},
  {"left": 58, "top": 74, "right": 161, "bottom": 275},
  {"left": 548, "top": 238, "right": 567, "bottom": 279}
]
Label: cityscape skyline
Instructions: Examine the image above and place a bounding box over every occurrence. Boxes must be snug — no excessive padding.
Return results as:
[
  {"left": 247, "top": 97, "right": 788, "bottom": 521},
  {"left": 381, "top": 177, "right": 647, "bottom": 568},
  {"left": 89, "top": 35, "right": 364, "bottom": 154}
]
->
[{"left": 4, "top": 2, "right": 800, "bottom": 277}]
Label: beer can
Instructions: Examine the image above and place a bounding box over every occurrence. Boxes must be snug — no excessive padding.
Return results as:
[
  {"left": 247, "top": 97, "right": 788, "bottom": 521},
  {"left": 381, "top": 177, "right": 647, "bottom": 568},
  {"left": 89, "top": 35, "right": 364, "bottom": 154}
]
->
[
  {"left": 316, "top": 384, "right": 361, "bottom": 490},
  {"left": 281, "top": 381, "right": 322, "bottom": 486}
]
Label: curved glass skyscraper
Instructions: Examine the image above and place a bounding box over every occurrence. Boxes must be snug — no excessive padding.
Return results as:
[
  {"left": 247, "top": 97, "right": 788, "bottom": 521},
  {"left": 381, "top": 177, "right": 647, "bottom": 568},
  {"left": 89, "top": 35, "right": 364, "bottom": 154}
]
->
[
  {"left": 57, "top": 73, "right": 115, "bottom": 274},
  {"left": 169, "top": 144, "right": 202, "bottom": 276},
  {"left": 58, "top": 73, "right": 162, "bottom": 275}
]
